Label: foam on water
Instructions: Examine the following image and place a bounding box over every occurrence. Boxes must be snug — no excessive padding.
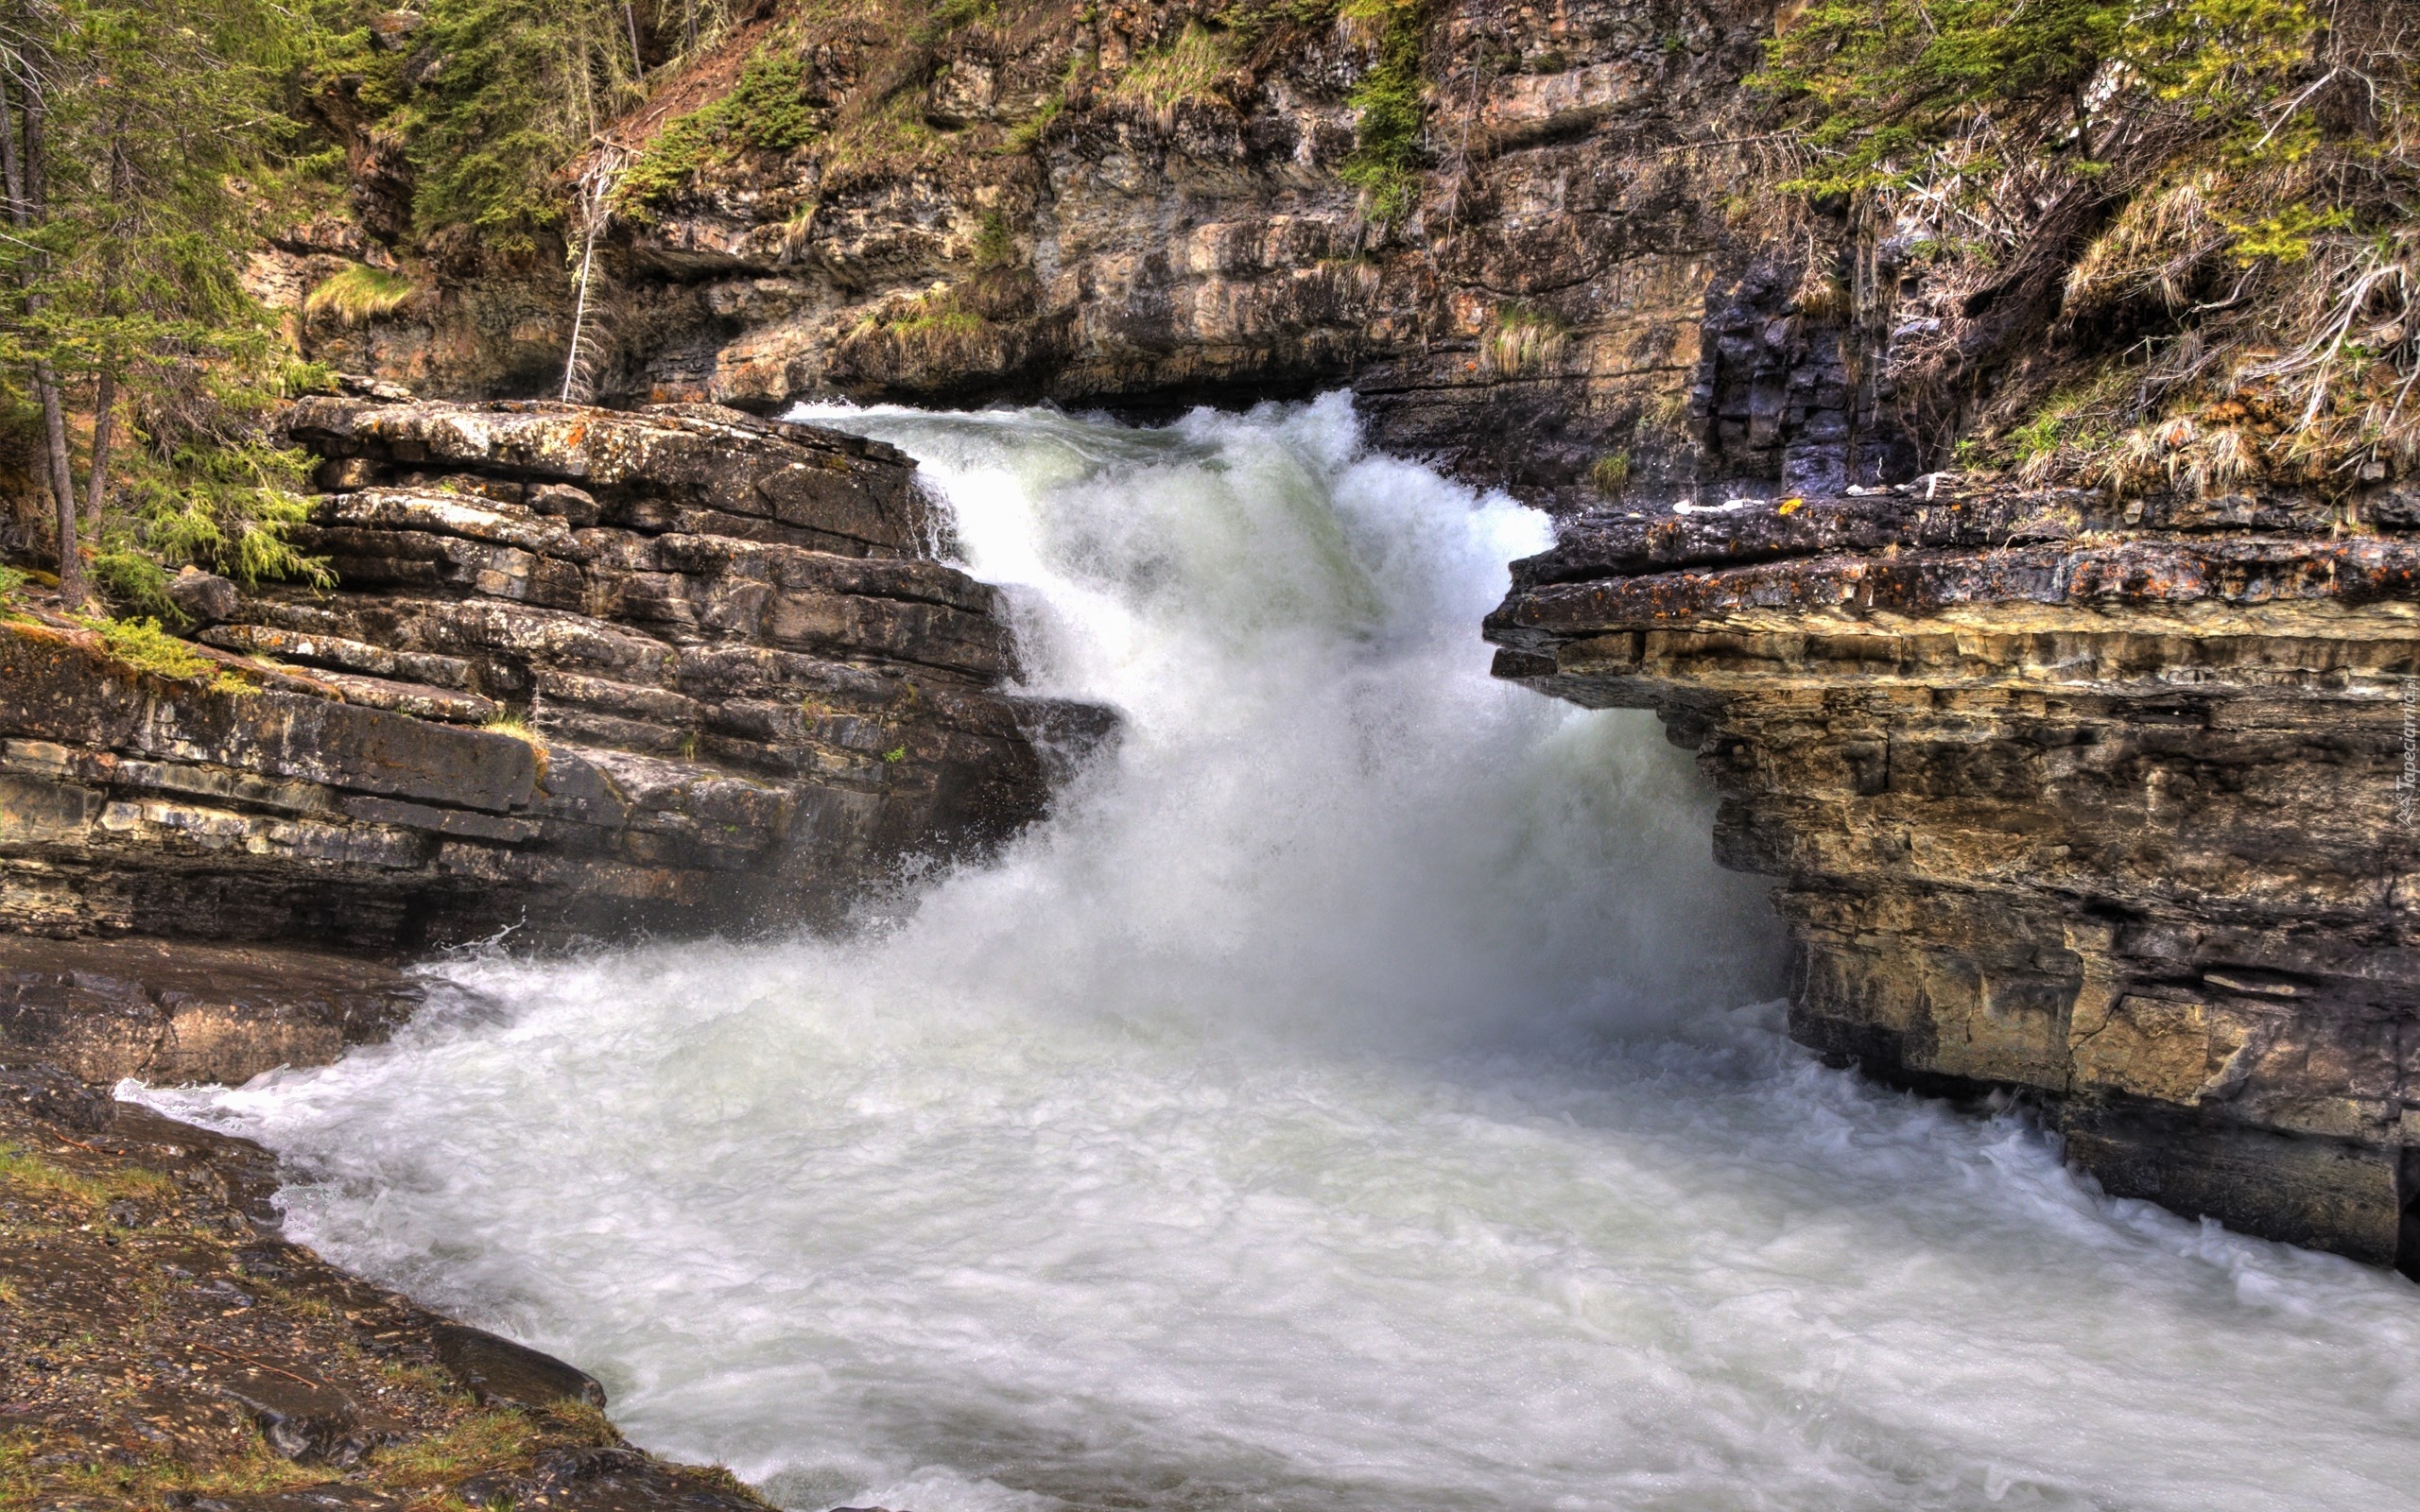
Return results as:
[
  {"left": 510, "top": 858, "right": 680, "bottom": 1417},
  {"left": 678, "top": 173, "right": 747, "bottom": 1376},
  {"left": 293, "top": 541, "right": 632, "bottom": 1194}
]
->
[{"left": 147, "top": 397, "right": 2420, "bottom": 1512}]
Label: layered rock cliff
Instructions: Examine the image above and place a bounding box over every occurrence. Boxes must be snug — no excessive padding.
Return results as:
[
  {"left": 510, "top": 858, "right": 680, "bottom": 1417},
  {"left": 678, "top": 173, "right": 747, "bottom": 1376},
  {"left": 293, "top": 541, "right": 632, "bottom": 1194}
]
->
[
  {"left": 1486, "top": 481, "right": 2420, "bottom": 1269},
  {"left": 274, "top": 0, "right": 1820, "bottom": 509},
  {"left": 138, "top": 0, "right": 2420, "bottom": 1271},
  {"left": 1, "top": 399, "right": 1106, "bottom": 1082}
]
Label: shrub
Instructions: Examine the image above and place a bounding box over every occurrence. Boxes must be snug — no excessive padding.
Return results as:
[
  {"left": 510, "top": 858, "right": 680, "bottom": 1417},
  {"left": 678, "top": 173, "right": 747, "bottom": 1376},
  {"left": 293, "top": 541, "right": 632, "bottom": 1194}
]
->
[{"left": 1338, "top": 0, "right": 1428, "bottom": 225}]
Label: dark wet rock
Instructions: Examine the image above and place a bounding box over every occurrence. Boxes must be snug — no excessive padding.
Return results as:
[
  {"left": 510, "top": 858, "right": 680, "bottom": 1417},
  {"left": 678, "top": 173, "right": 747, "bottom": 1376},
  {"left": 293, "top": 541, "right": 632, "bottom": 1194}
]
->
[
  {"left": 173, "top": 1486, "right": 408, "bottom": 1511},
  {"left": 433, "top": 1323, "right": 609, "bottom": 1410},
  {"left": 0, "top": 936, "right": 420, "bottom": 1086},
  {"left": 1488, "top": 480, "right": 2420, "bottom": 1271},
  {"left": 456, "top": 1446, "right": 770, "bottom": 1511},
  {"left": 0, "top": 1057, "right": 117, "bottom": 1131},
  {"left": 211, "top": 1366, "right": 384, "bottom": 1465}
]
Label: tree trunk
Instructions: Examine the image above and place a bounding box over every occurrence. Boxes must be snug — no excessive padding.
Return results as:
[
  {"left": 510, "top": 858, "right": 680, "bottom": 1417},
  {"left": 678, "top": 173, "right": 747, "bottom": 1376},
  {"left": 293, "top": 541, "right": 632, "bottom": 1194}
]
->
[
  {"left": 84, "top": 137, "right": 129, "bottom": 533},
  {"left": 35, "top": 358, "right": 74, "bottom": 596},
  {"left": 0, "top": 56, "right": 21, "bottom": 215},
  {"left": 84, "top": 368, "right": 114, "bottom": 530},
  {"left": 21, "top": 78, "right": 78, "bottom": 603},
  {"left": 0, "top": 59, "right": 78, "bottom": 604}
]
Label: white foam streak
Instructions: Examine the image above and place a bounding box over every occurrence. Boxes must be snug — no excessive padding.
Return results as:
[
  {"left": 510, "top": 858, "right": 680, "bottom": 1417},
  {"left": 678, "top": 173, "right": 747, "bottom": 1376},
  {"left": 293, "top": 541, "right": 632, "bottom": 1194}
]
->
[{"left": 148, "top": 397, "right": 2420, "bottom": 1512}]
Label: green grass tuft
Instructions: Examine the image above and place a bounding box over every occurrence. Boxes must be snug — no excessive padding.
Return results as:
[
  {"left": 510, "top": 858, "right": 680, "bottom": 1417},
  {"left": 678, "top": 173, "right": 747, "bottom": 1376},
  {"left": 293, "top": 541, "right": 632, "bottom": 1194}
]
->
[
  {"left": 302, "top": 265, "right": 418, "bottom": 325},
  {"left": 1589, "top": 451, "right": 1632, "bottom": 497},
  {"left": 0, "top": 1143, "right": 179, "bottom": 1211},
  {"left": 94, "top": 616, "right": 216, "bottom": 681}
]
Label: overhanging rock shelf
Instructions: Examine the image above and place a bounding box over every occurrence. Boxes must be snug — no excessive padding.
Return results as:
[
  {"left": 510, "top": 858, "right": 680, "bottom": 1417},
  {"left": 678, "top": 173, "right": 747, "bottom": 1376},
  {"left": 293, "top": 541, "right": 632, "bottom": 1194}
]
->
[
  {"left": 1488, "top": 481, "right": 2420, "bottom": 1270},
  {"left": 1, "top": 399, "right": 1111, "bottom": 1084}
]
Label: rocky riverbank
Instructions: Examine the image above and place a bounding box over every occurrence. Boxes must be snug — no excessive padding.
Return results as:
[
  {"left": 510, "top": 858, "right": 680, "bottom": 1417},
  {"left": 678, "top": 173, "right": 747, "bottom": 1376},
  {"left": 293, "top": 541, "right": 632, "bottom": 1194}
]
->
[
  {"left": 1486, "top": 480, "right": 2420, "bottom": 1270},
  {"left": 0, "top": 1062, "right": 774, "bottom": 1511},
  {"left": 0, "top": 395, "right": 1085, "bottom": 1508}
]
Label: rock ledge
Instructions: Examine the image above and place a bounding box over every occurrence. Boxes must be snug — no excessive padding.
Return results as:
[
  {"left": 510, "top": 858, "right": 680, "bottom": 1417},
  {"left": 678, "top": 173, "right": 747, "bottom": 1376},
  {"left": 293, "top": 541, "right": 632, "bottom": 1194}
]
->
[{"left": 1490, "top": 480, "right": 2420, "bottom": 1269}]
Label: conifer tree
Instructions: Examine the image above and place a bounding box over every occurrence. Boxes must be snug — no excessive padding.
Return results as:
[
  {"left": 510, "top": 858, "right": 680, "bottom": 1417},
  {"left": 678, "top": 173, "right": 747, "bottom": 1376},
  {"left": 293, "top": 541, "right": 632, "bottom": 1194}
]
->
[{"left": 0, "top": 0, "right": 321, "bottom": 609}]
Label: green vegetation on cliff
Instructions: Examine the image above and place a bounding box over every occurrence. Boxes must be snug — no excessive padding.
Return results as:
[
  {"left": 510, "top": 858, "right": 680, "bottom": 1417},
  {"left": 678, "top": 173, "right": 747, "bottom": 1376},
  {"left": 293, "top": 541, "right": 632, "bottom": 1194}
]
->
[
  {"left": 1759, "top": 0, "right": 2417, "bottom": 494},
  {"left": 1338, "top": 0, "right": 1429, "bottom": 225},
  {"left": 619, "top": 43, "right": 820, "bottom": 220},
  {"left": 0, "top": 0, "right": 331, "bottom": 615}
]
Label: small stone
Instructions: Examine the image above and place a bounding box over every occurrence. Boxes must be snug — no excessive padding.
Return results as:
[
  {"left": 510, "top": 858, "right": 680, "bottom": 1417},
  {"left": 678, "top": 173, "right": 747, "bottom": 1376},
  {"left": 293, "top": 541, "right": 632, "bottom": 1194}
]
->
[
  {"left": 431, "top": 1323, "right": 607, "bottom": 1409},
  {"left": 332, "top": 373, "right": 414, "bottom": 402},
  {"left": 210, "top": 1369, "right": 370, "bottom": 1464},
  {"left": 164, "top": 568, "right": 240, "bottom": 627},
  {"left": 527, "top": 481, "right": 602, "bottom": 527}
]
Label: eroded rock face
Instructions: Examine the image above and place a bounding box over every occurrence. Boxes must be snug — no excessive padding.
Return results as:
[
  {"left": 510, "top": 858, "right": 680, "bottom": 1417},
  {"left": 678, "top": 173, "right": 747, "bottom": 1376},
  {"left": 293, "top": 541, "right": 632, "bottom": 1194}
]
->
[
  {"left": 285, "top": 0, "right": 1864, "bottom": 512},
  {"left": 1487, "top": 481, "right": 2420, "bottom": 1269},
  {"left": 0, "top": 400, "right": 1110, "bottom": 1080}
]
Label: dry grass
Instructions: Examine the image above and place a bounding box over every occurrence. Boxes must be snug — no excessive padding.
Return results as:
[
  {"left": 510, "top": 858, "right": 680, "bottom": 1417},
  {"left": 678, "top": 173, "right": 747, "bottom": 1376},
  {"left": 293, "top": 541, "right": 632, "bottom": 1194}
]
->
[
  {"left": 1485, "top": 305, "right": 1570, "bottom": 374},
  {"left": 302, "top": 264, "right": 418, "bottom": 325},
  {"left": 1108, "top": 22, "right": 1236, "bottom": 124}
]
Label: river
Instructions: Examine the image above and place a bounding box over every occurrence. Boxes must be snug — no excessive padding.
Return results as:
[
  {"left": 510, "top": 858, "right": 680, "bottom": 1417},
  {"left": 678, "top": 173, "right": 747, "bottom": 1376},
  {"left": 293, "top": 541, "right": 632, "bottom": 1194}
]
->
[{"left": 149, "top": 397, "right": 2420, "bottom": 1511}]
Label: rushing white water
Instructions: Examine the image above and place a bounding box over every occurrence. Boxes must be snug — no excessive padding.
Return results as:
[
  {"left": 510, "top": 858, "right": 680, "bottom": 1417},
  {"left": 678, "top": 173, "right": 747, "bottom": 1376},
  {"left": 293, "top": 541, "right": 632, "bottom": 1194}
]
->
[{"left": 148, "top": 397, "right": 2420, "bottom": 1512}]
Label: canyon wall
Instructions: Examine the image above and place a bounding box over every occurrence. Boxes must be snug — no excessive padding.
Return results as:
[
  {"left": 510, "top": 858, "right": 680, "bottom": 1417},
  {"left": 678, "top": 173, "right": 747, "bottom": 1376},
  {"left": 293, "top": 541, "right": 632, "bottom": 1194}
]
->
[
  {"left": 1, "top": 399, "right": 1106, "bottom": 1083},
  {"left": 215, "top": 1, "right": 2420, "bottom": 1268},
  {"left": 276, "top": 0, "right": 1842, "bottom": 510},
  {"left": 1486, "top": 484, "right": 2420, "bottom": 1269}
]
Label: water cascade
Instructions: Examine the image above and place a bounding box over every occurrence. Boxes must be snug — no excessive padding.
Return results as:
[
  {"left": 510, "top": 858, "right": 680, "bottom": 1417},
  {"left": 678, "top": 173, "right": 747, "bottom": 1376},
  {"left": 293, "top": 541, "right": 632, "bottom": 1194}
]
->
[{"left": 150, "top": 399, "right": 2420, "bottom": 1512}]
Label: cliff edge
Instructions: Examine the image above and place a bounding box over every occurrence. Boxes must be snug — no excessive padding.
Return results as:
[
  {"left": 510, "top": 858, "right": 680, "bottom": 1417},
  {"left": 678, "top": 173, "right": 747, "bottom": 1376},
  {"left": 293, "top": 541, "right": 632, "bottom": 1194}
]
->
[
  {"left": 1, "top": 399, "right": 1109, "bottom": 1085},
  {"left": 1487, "top": 479, "right": 2420, "bottom": 1269}
]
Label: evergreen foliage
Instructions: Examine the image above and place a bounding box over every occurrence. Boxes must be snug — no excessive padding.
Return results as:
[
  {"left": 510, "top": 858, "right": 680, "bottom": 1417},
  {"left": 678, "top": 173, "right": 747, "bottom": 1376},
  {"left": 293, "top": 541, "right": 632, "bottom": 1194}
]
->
[
  {"left": 1338, "top": 0, "right": 1428, "bottom": 225},
  {"left": 390, "top": 0, "right": 645, "bottom": 245},
  {"left": 0, "top": 0, "right": 332, "bottom": 609}
]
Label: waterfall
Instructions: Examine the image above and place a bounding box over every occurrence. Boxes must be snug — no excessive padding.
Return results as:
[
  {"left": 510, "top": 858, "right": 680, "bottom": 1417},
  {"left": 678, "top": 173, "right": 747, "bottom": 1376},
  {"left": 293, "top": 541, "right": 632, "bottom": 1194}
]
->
[{"left": 147, "top": 397, "right": 2420, "bottom": 1512}]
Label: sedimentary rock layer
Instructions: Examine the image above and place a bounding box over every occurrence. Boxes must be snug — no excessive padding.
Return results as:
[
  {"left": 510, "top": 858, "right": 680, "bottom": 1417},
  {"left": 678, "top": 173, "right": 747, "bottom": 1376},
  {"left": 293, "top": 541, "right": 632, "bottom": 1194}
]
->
[
  {"left": 277, "top": 0, "right": 1853, "bottom": 510},
  {"left": 0, "top": 400, "right": 1108, "bottom": 1080},
  {"left": 1488, "top": 482, "right": 2420, "bottom": 1269}
]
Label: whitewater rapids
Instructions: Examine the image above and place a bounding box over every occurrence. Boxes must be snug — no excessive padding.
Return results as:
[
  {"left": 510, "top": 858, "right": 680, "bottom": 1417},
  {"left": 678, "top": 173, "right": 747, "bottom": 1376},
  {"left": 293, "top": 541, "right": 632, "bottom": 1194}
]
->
[{"left": 150, "top": 397, "right": 2420, "bottom": 1512}]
